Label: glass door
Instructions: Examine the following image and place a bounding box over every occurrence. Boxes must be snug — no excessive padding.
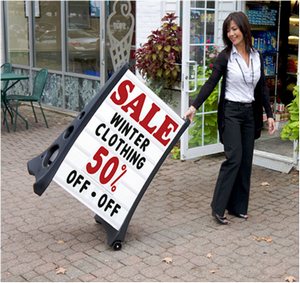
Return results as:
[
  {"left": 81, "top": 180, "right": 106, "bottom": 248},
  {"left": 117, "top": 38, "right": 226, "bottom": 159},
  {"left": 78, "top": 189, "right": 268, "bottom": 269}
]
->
[{"left": 180, "top": 0, "right": 223, "bottom": 160}]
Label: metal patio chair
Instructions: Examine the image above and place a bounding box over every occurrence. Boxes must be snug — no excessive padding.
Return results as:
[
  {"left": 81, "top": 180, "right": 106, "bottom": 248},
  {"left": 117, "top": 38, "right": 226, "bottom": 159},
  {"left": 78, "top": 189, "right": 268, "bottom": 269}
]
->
[
  {"left": 6, "top": 68, "right": 49, "bottom": 131},
  {"left": 1, "top": 63, "right": 13, "bottom": 131}
]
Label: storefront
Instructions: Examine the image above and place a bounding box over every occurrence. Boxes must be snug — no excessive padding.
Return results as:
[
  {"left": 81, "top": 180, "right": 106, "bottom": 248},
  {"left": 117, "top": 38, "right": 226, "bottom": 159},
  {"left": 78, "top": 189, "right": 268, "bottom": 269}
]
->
[
  {"left": 1, "top": 1, "right": 136, "bottom": 111},
  {"left": 1, "top": 0, "right": 299, "bottom": 172},
  {"left": 179, "top": 0, "right": 299, "bottom": 172}
]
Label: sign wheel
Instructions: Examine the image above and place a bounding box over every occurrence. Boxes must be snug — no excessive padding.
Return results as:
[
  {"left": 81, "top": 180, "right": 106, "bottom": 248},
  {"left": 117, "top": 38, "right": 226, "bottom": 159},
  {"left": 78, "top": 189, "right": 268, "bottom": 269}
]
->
[{"left": 113, "top": 241, "right": 122, "bottom": 251}]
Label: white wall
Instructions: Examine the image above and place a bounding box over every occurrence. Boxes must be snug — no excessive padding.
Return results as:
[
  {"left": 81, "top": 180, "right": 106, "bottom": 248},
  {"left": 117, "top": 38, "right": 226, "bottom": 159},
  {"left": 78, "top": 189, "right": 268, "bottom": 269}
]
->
[
  {"left": 136, "top": 1, "right": 163, "bottom": 49},
  {"left": 135, "top": 0, "right": 179, "bottom": 84},
  {"left": 136, "top": 0, "right": 179, "bottom": 49}
]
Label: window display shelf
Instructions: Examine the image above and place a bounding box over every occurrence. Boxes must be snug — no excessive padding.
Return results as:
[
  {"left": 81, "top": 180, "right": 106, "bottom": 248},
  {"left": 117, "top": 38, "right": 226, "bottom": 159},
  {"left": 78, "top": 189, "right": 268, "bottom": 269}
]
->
[
  {"left": 246, "top": 1, "right": 281, "bottom": 100},
  {"left": 285, "top": 1, "right": 299, "bottom": 105}
]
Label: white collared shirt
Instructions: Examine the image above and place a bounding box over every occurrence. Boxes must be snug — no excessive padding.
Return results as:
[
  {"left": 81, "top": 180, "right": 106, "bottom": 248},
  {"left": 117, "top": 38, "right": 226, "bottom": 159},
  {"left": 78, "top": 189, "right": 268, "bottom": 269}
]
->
[{"left": 225, "top": 46, "right": 261, "bottom": 103}]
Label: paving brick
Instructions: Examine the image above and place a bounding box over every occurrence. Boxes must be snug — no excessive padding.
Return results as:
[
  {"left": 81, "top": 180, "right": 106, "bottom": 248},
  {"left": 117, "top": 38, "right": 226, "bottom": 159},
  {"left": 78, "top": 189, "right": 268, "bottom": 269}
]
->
[
  {"left": 21, "top": 270, "right": 40, "bottom": 281},
  {"left": 90, "top": 265, "right": 114, "bottom": 278},
  {"left": 72, "top": 259, "right": 98, "bottom": 273},
  {"left": 140, "top": 264, "right": 167, "bottom": 278},
  {"left": 66, "top": 252, "right": 88, "bottom": 262},
  {"left": 119, "top": 255, "right": 142, "bottom": 266},
  {"left": 8, "top": 259, "right": 45, "bottom": 275},
  {"left": 78, "top": 273, "right": 98, "bottom": 282},
  {"left": 34, "top": 262, "right": 57, "bottom": 274},
  {"left": 115, "top": 265, "right": 140, "bottom": 278}
]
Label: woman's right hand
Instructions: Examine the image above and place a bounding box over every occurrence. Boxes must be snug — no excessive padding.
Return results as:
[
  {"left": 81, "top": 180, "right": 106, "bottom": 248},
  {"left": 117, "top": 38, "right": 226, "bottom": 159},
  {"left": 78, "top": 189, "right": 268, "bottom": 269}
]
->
[{"left": 184, "top": 106, "right": 197, "bottom": 122}]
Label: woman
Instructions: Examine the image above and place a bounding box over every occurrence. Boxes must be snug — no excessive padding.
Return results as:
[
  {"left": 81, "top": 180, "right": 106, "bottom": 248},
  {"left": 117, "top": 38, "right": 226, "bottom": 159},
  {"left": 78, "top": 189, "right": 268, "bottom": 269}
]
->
[{"left": 184, "top": 11, "right": 275, "bottom": 225}]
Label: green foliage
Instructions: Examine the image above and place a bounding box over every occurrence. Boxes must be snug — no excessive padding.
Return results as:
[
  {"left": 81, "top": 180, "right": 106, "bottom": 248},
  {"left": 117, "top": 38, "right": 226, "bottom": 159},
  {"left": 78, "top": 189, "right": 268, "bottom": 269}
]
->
[
  {"left": 281, "top": 86, "right": 299, "bottom": 143},
  {"left": 170, "top": 145, "right": 180, "bottom": 160},
  {"left": 188, "top": 46, "right": 220, "bottom": 147},
  {"left": 135, "top": 13, "right": 182, "bottom": 98}
]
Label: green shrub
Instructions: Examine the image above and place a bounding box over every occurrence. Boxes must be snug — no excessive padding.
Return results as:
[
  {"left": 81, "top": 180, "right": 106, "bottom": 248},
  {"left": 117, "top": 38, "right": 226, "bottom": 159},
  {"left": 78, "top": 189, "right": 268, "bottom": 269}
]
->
[{"left": 281, "top": 86, "right": 299, "bottom": 144}]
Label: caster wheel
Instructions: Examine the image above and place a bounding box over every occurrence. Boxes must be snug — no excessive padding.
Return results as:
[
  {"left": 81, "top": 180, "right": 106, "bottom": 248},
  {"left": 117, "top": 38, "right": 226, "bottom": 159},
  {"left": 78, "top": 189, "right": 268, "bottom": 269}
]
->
[{"left": 113, "top": 241, "right": 122, "bottom": 251}]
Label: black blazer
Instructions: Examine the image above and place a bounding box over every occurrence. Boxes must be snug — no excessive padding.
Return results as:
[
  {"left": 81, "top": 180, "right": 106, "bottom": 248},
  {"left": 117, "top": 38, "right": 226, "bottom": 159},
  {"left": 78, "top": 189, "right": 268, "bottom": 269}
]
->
[{"left": 191, "top": 48, "right": 273, "bottom": 144}]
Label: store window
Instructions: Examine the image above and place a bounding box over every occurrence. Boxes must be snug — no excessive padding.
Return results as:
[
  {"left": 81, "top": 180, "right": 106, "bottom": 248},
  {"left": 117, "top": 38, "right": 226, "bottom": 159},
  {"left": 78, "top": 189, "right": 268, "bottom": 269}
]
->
[
  {"left": 7, "top": 1, "right": 29, "bottom": 65},
  {"left": 105, "top": 1, "right": 135, "bottom": 80},
  {"left": 67, "top": 1, "right": 100, "bottom": 76},
  {"left": 34, "top": 1, "right": 62, "bottom": 70}
]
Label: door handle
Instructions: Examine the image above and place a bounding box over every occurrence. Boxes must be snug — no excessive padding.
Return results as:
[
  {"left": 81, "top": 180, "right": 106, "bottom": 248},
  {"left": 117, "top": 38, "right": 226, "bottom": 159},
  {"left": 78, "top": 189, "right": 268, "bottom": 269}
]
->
[{"left": 186, "top": 60, "right": 198, "bottom": 93}]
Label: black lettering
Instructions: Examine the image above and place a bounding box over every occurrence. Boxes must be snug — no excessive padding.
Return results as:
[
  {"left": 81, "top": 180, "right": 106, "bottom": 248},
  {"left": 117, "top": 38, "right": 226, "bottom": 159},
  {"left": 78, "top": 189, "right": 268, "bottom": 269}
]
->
[
  {"left": 110, "top": 112, "right": 124, "bottom": 127},
  {"left": 66, "top": 170, "right": 77, "bottom": 184},
  {"left": 120, "top": 143, "right": 131, "bottom": 158},
  {"left": 115, "top": 138, "right": 125, "bottom": 151},
  {"left": 120, "top": 121, "right": 133, "bottom": 136},
  {"left": 140, "top": 138, "right": 150, "bottom": 152},
  {"left": 134, "top": 133, "right": 144, "bottom": 147},
  {"left": 73, "top": 174, "right": 84, "bottom": 187},
  {"left": 111, "top": 204, "right": 121, "bottom": 217},
  {"left": 125, "top": 148, "right": 135, "bottom": 161},
  {"left": 108, "top": 134, "right": 118, "bottom": 147},
  {"left": 95, "top": 123, "right": 106, "bottom": 136},
  {"left": 129, "top": 151, "right": 140, "bottom": 166},
  {"left": 101, "top": 128, "right": 110, "bottom": 142},
  {"left": 104, "top": 199, "right": 115, "bottom": 212},
  {"left": 137, "top": 157, "right": 146, "bottom": 169},
  {"left": 98, "top": 194, "right": 108, "bottom": 208},
  {"left": 129, "top": 127, "right": 139, "bottom": 140},
  {"left": 79, "top": 180, "right": 91, "bottom": 193}
]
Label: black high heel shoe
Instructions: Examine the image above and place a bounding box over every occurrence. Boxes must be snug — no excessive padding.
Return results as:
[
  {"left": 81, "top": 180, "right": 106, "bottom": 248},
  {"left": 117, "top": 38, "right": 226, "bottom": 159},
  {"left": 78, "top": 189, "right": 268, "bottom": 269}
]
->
[
  {"left": 212, "top": 211, "right": 229, "bottom": 225},
  {"left": 228, "top": 211, "right": 248, "bottom": 219}
]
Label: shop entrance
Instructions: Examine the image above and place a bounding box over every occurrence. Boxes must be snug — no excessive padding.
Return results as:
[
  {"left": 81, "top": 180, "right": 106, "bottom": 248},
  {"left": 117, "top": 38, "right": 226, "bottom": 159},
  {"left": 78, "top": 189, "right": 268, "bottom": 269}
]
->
[
  {"left": 247, "top": 0, "right": 298, "bottom": 172},
  {"left": 180, "top": 0, "right": 298, "bottom": 172}
]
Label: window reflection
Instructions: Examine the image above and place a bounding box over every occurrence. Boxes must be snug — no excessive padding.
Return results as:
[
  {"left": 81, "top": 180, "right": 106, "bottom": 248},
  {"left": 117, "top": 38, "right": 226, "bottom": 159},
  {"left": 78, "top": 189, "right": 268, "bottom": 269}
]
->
[
  {"left": 35, "top": 1, "right": 61, "bottom": 70},
  {"left": 7, "top": 1, "right": 29, "bottom": 65},
  {"left": 207, "top": 1, "right": 215, "bottom": 9},
  {"left": 190, "top": 10, "right": 215, "bottom": 44},
  {"left": 67, "top": 1, "right": 100, "bottom": 76}
]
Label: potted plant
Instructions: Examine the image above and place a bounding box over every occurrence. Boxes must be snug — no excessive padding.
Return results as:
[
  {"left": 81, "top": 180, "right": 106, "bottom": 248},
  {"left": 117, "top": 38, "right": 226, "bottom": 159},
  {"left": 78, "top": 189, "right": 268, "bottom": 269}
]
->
[{"left": 135, "top": 13, "right": 182, "bottom": 106}]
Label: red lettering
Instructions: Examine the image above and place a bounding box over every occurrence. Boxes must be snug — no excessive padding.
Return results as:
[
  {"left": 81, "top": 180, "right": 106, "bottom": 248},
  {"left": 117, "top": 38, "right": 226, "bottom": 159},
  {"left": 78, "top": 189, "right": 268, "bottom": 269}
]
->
[
  {"left": 109, "top": 78, "right": 179, "bottom": 146},
  {"left": 86, "top": 146, "right": 109, "bottom": 174},
  {"left": 110, "top": 80, "right": 135, "bottom": 105},
  {"left": 139, "top": 103, "right": 160, "bottom": 134},
  {"left": 153, "top": 115, "right": 179, "bottom": 146},
  {"left": 121, "top": 93, "right": 145, "bottom": 122}
]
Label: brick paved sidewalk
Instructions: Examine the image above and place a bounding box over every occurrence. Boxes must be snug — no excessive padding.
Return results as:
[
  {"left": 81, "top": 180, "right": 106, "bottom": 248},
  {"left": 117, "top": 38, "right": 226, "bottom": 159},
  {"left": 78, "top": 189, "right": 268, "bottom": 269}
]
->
[{"left": 1, "top": 105, "right": 299, "bottom": 282}]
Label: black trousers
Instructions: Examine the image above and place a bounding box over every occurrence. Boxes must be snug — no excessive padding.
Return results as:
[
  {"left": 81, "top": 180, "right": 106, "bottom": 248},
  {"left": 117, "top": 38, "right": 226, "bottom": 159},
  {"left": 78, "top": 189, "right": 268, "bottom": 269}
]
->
[{"left": 211, "top": 101, "right": 255, "bottom": 216}]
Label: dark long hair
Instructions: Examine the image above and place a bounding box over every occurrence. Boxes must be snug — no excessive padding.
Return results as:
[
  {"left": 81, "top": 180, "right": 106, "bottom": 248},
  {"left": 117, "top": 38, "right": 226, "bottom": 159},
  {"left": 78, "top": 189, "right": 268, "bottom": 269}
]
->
[{"left": 222, "top": 11, "right": 253, "bottom": 54}]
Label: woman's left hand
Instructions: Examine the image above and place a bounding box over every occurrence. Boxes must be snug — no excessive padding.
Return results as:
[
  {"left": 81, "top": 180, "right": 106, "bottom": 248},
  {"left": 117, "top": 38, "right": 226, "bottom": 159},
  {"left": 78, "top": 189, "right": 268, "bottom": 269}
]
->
[{"left": 268, "top": 118, "right": 276, "bottom": 135}]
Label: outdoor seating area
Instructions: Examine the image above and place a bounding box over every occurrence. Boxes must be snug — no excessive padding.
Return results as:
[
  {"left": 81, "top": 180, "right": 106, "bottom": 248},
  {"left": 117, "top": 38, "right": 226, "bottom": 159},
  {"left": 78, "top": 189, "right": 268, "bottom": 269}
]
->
[{"left": 1, "top": 64, "right": 49, "bottom": 132}]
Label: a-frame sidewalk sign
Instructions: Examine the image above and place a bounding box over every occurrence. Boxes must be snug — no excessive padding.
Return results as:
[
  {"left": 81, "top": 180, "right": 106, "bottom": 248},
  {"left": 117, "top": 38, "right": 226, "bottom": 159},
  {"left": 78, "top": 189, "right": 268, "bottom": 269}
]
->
[{"left": 28, "top": 65, "right": 190, "bottom": 250}]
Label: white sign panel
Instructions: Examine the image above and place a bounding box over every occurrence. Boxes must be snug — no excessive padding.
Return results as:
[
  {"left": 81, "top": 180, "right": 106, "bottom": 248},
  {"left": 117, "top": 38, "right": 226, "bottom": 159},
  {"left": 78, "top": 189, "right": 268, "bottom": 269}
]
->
[{"left": 53, "top": 70, "right": 185, "bottom": 230}]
